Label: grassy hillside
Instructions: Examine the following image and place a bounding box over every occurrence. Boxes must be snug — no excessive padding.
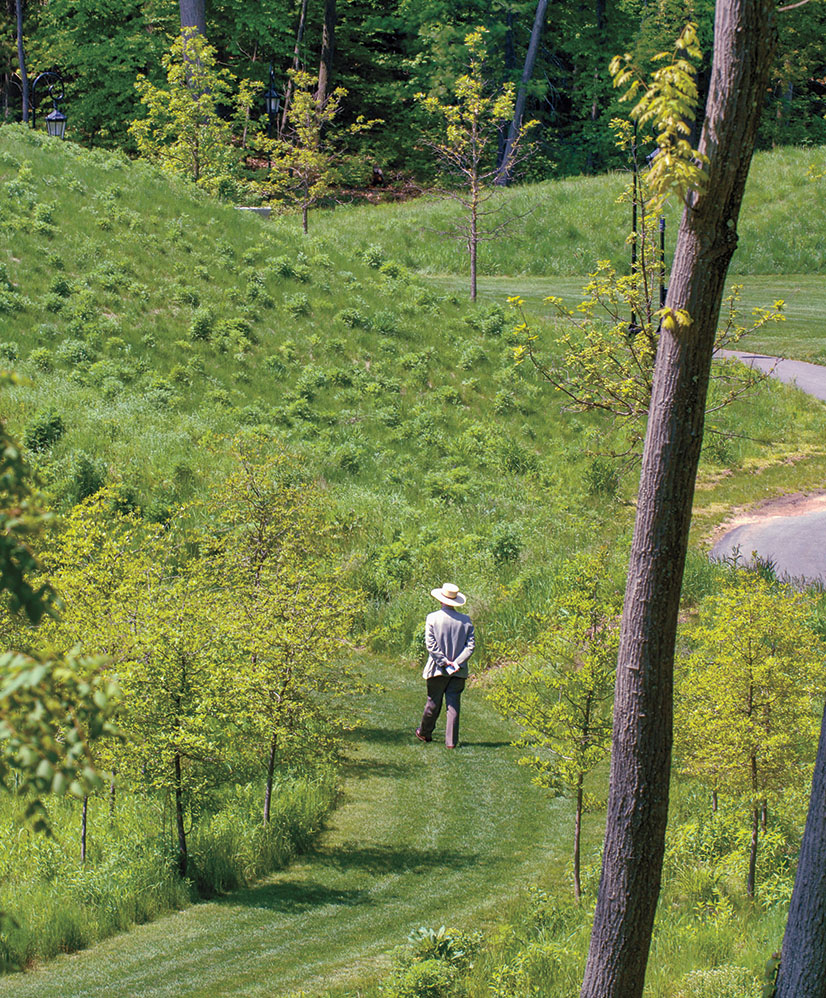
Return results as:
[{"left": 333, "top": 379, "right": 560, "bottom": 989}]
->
[
  {"left": 0, "top": 124, "right": 824, "bottom": 658},
  {"left": 291, "top": 145, "right": 826, "bottom": 279}
]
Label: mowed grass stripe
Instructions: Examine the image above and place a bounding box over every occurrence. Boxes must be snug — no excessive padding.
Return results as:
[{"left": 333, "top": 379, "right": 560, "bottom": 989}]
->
[{"left": 2, "top": 661, "right": 566, "bottom": 998}]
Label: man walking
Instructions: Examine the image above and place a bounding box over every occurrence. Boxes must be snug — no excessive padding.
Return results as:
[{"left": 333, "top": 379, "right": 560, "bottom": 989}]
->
[{"left": 416, "top": 583, "right": 475, "bottom": 749}]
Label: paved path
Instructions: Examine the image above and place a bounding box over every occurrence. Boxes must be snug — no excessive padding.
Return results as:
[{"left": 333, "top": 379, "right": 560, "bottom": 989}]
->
[
  {"left": 712, "top": 351, "right": 826, "bottom": 582},
  {"left": 717, "top": 350, "right": 826, "bottom": 402}
]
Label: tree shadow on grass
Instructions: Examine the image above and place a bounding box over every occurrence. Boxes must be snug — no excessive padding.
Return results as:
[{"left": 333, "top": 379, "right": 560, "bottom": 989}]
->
[
  {"left": 348, "top": 726, "right": 412, "bottom": 746},
  {"left": 341, "top": 757, "right": 409, "bottom": 780},
  {"left": 216, "top": 879, "right": 371, "bottom": 913},
  {"left": 310, "top": 843, "right": 480, "bottom": 875}
]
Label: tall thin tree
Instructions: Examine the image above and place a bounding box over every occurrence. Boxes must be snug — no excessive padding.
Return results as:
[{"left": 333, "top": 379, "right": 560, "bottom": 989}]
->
[
  {"left": 316, "top": 0, "right": 336, "bottom": 104},
  {"left": 15, "top": 0, "right": 28, "bottom": 122},
  {"left": 579, "top": 4, "right": 778, "bottom": 997},
  {"left": 279, "top": 0, "right": 309, "bottom": 135},
  {"left": 178, "top": 0, "right": 205, "bottom": 35},
  {"left": 775, "top": 699, "right": 826, "bottom": 997},
  {"left": 496, "top": 0, "right": 548, "bottom": 185}
]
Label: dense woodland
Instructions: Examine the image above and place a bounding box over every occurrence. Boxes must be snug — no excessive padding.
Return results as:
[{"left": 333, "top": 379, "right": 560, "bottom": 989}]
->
[
  {"left": 2, "top": 1, "right": 826, "bottom": 997},
  {"left": 3, "top": 0, "right": 826, "bottom": 179}
]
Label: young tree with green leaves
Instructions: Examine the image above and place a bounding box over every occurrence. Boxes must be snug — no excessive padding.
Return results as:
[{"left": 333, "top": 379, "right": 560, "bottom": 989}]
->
[
  {"left": 206, "top": 439, "right": 361, "bottom": 823},
  {"left": 130, "top": 30, "right": 260, "bottom": 196},
  {"left": 675, "top": 570, "right": 825, "bottom": 899},
  {"left": 489, "top": 556, "right": 620, "bottom": 900},
  {"left": 267, "top": 69, "right": 374, "bottom": 232},
  {"left": 512, "top": 24, "right": 784, "bottom": 458},
  {"left": 117, "top": 526, "right": 233, "bottom": 878},
  {"left": 416, "top": 27, "right": 535, "bottom": 301},
  {"left": 0, "top": 398, "right": 118, "bottom": 829}
]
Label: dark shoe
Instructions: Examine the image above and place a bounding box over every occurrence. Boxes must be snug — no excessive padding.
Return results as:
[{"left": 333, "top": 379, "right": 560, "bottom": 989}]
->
[{"left": 415, "top": 729, "right": 431, "bottom": 743}]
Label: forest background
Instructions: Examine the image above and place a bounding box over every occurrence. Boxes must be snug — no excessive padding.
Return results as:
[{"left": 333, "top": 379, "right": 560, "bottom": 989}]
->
[{"left": 3, "top": 0, "right": 826, "bottom": 182}]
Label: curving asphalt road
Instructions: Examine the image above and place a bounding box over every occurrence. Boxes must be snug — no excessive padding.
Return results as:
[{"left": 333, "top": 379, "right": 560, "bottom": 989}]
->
[{"left": 711, "top": 351, "right": 826, "bottom": 583}]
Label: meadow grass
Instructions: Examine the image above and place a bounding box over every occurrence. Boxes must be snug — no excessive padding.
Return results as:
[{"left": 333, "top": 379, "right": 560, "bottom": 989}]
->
[
  {"left": 0, "top": 125, "right": 823, "bottom": 998},
  {"left": 0, "top": 772, "right": 336, "bottom": 971},
  {"left": 285, "top": 145, "right": 826, "bottom": 279},
  {"left": 0, "top": 657, "right": 581, "bottom": 998}
]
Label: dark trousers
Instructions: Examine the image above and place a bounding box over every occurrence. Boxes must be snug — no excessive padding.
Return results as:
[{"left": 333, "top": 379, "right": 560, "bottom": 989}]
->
[{"left": 419, "top": 674, "right": 466, "bottom": 746}]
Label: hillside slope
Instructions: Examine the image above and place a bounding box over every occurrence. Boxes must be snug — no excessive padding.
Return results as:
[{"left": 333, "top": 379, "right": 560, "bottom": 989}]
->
[{"left": 288, "top": 145, "right": 826, "bottom": 279}]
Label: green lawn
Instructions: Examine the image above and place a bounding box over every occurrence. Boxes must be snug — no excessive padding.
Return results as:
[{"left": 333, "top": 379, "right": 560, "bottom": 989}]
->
[
  {"left": 1, "top": 658, "right": 578, "bottom": 998},
  {"left": 429, "top": 273, "right": 826, "bottom": 362}
]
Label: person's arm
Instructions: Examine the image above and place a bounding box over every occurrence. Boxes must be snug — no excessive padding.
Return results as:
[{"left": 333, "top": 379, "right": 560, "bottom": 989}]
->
[
  {"left": 425, "top": 617, "right": 448, "bottom": 667},
  {"left": 454, "top": 621, "right": 475, "bottom": 667}
]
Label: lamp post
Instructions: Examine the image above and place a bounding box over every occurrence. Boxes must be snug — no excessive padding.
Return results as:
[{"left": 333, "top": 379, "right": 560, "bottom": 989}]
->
[
  {"left": 30, "top": 69, "right": 67, "bottom": 138},
  {"left": 264, "top": 63, "right": 281, "bottom": 140}
]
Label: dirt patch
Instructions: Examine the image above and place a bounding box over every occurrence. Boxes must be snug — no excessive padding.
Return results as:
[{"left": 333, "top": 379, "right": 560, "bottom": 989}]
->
[{"left": 709, "top": 489, "right": 826, "bottom": 545}]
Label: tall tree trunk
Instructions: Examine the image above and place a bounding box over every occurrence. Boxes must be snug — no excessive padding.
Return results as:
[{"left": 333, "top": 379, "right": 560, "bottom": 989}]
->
[
  {"left": 496, "top": 0, "right": 549, "bottom": 185},
  {"left": 574, "top": 772, "right": 584, "bottom": 902},
  {"left": 469, "top": 183, "right": 478, "bottom": 302},
  {"left": 15, "top": 0, "right": 28, "bottom": 123},
  {"left": 280, "top": 0, "right": 309, "bottom": 135},
  {"left": 80, "top": 795, "right": 88, "bottom": 864},
  {"left": 316, "top": 0, "right": 336, "bottom": 105},
  {"left": 747, "top": 801, "right": 759, "bottom": 899},
  {"left": 579, "top": 5, "right": 777, "bottom": 997},
  {"left": 174, "top": 752, "right": 188, "bottom": 878},
  {"left": 497, "top": 9, "right": 517, "bottom": 168},
  {"left": 776, "top": 700, "right": 826, "bottom": 997},
  {"left": 263, "top": 729, "right": 278, "bottom": 824},
  {"left": 178, "top": 0, "right": 205, "bottom": 34}
]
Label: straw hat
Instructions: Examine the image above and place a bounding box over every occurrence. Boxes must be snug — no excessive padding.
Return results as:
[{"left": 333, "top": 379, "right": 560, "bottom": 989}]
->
[{"left": 430, "top": 582, "right": 466, "bottom": 607}]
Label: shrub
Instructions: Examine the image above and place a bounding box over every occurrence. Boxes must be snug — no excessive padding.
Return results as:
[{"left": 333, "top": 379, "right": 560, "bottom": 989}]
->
[
  {"left": 64, "top": 451, "right": 107, "bottom": 504},
  {"left": 490, "top": 526, "right": 522, "bottom": 566},
  {"left": 337, "top": 307, "right": 370, "bottom": 329},
  {"left": 379, "top": 259, "right": 405, "bottom": 279},
  {"left": 0, "top": 341, "right": 19, "bottom": 362},
  {"left": 24, "top": 410, "right": 65, "bottom": 452},
  {"left": 584, "top": 457, "right": 619, "bottom": 499},
  {"left": 0, "top": 290, "right": 24, "bottom": 314},
  {"left": 28, "top": 347, "right": 53, "bottom": 372},
  {"left": 459, "top": 344, "right": 486, "bottom": 370},
  {"left": 362, "top": 244, "right": 385, "bottom": 268},
  {"left": 48, "top": 275, "right": 72, "bottom": 298},
  {"left": 673, "top": 965, "right": 760, "bottom": 998},
  {"left": 189, "top": 306, "right": 215, "bottom": 342},
  {"left": 382, "top": 959, "right": 462, "bottom": 998},
  {"left": 56, "top": 339, "right": 97, "bottom": 366},
  {"left": 284, "top": 293, "right": 311, "bottom": 317},
  {"left": 375, "top": 309, "right": 401, "bottom": 336}
]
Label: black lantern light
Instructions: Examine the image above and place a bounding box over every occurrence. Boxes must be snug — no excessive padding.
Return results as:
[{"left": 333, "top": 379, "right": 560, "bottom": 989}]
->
[
  {"left": 31, "top": 69, "right": 67, "bottom": 138},
  {"left": 45, "top": 104, "right": 68, "bottom": 140},
  {"left": 264, "top": 63, "right": 281, "bottom": 138}
]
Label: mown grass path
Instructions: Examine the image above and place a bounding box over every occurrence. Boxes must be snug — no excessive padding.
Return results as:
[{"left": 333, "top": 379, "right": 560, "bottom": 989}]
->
[{"left": 3, "top": 661, "right": 566, "bottom": 997}]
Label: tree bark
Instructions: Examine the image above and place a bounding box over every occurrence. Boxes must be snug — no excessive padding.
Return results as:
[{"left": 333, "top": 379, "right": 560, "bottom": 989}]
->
[
  {"left": 264, "top": 729, "right": 278, "bottom": 824},
  {"left": 574, "top": 772, "right": 584, "bottom": 902},
  {"left": 747, "top": 801, "right": 759, "bottom": 899},
  {"left": 174, "top": 752, "right": 188, "bottom": 878},
  {"left": 316, "top": 0, "right": 336, "bottom": 105},
  {"left": 496, "top": 0, "right": 548, "bottom": 185},
  {"left": 280, "top": 0, "right": 309, "bottom": 135},
  {"left": 776, "top": 700, "right": 826, "bottom": 997},
  {"left": 579, "top": 5, "right": 777, "bottom": 997},
  {"left": 15, "top": 0, "right": 28, "bottom": 123},
  {"left": 81, "top": 795, "right": 88, "bottom": 864},
  {"left": 178, "top": 0, "right": 205, "bottom": 35}
]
